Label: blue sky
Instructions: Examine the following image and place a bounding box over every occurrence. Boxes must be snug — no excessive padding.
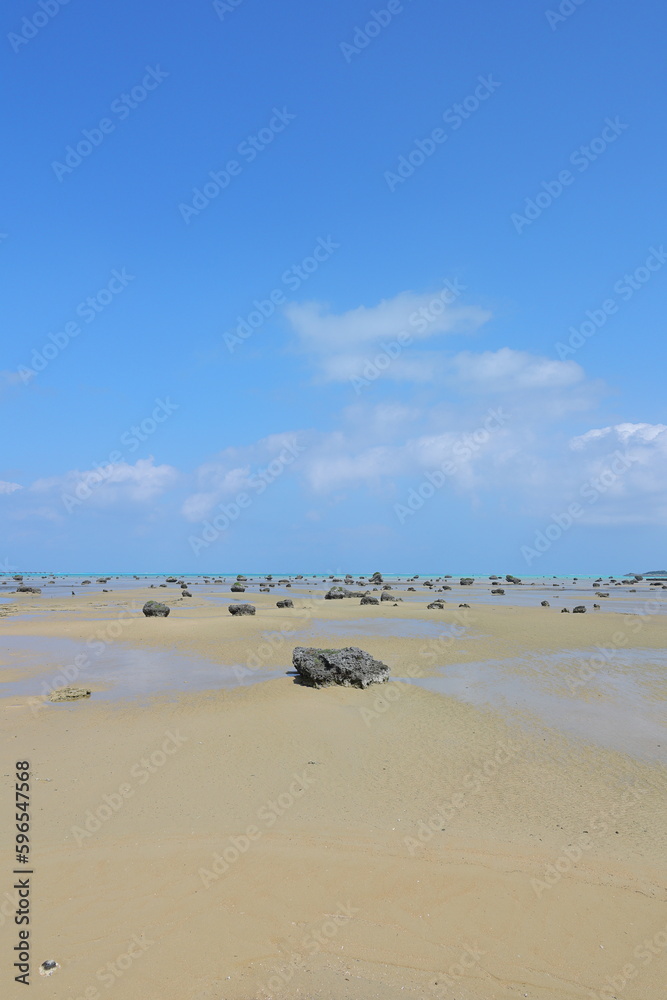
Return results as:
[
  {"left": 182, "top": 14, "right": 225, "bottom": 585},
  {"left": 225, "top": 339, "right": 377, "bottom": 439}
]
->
[{"left": 1, "top": 0, "right": 665, "bottom": 574}]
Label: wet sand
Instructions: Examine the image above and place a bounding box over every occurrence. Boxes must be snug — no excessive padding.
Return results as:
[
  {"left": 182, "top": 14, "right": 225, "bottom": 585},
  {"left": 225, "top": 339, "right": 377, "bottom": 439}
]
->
[{"left": 1, "top": 583, "right": 666, "bottom": 999}]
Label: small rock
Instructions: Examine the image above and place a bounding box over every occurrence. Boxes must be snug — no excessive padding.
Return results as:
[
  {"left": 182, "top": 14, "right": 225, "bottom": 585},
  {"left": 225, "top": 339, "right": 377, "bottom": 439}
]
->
[
  {"left": 143, "top": 600, "right": 170, "bottom": 617},
  {"left": 182, "top": 590, "right": 192, "bottom": 597},
  {"left": 49, "top": 687, "right": 91, "bottom": 702},
  {"left": 459, "top": 603, "right": 470, "bottom": 608},
  {"left": 573, "top": 605, "right": 586, "bottom": 613},
  {"left": 228, "top": 603, "right": 255, "bottom": 616},
  {"left": 427, "top": 601, "right": 445, "bottom": 609},
  {"left": 491, "top": 588, "right": 505, "bottom": 595},
  {"left": 277, "top": 599, "right": 293, "bottom": 608},
  {"left": 561, "top": 608, "right": 570, "bottom": 613},
  {"left": 541, "top": 600, "right": 549, "bottom": 607}
]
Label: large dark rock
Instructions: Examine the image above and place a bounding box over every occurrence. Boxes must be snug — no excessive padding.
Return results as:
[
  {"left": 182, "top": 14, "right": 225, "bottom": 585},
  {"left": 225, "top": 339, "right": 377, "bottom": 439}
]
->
[
  {"left": 228, "top": 603, "right": 256, "bottom": 616},
  {"left": 277, "top": 599, "right": 293, "bottom": 608},
  {"left": 15, "top": 586, "right": 41, "bottom": 594},
  {"left": 360, "top": 595, "right": 379, "bottom": 605},
  {"left": 460, "top": 578, "right": 474, "bottom": 586},
  {"left": 143, "top": 600, "right": 170, "bottom": 617},
  {"left": 325, "top": 586, "right": 367, "bottom": 599},
  {"left": 292, "top": 646, "right": 390, "bottom": 689},
  {"left": 573, "top": 605, "right": 586, "bottom": 613},
  {"left": 166, "top": 577, "right": 177, "bottom": 583},
  {"left": 231, "top": 584, "right": 245, "bottom": 593},
  {"left": 505, "top": 575, "right": 522, "bottom": 584}
]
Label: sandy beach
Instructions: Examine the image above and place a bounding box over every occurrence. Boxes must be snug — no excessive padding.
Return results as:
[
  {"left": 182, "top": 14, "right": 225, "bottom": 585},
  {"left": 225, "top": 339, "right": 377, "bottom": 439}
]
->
[{"left": 1, "top": 578, "right": 666, "bottom": 999}]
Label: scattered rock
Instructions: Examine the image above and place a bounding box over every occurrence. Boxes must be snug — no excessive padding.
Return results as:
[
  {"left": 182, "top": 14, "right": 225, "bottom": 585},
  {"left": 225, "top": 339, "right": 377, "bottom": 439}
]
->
[
  {"left": 49, "top": 686, "right": 91, "bottom": 702},
  {"left": 277, "top": 599, "right": 293, "bottom": 608},
  {"left": 573, "top": 605, "right": 586, "bottom": 613},
  {"left": 142, "top": 600, "right": 170, "bottom": 617},
  {"left": 292, "top": 646, "right": 390, "bottom": 689},
  {"left": 491, "top": 588, "right": 505, "bottom": 595},
  {"left": 15, "top": 586, "right": 41, "bottom": 594},
  {"left": 505, "top": 575, "right": 522, "bottom": 584},
  {"left": 182, "top": 590, "right": 192, "bottom": 597},
  {"left": 561, "top": 608, "right": 570, "bottom": 613},
  {"left": 231, "top": 584, "right": 245, "bottom": 593},
  {"left": 541, "top": 600, "right": 550, "bottom": 607},
  {"left": 39, "top": 960, "right": 60, "bottom": 977},
  {"left": 228, "top": 603, "right": 256, "bottom": 616},
  {"left": 460, "top": 578, "right": 474, "bottom": 586},
  {"left": 593, "top": 603, "right": 600, "bottom": 609},
  {"left": 595, "top": 592, "right": 609, "bottom": 597},
  {"left": 166, "top": 577, "right": 177, "bottom": 583},
  {"left": 459, "top": 603, "right": 470, "bottom": 608},
  {"left": 360, "top": 596, "right": 379, "bottom": 605},
  {"left": 427, "top": 601, "right": 445, "bottom": 609}
]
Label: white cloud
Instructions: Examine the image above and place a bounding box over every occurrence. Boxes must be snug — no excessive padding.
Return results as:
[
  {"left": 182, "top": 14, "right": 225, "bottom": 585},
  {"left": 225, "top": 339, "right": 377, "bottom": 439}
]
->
[
  {"left": 285, "top": 287, "right": 491, "bottom": 383},
  {"left": 182, "top": 432, "right": 304, "bottom": 521},
  {"left": 0, "top": 480, "right": 22, "bottom": 494},
  {"left": 30, "top": 457, "right": 179, "bottom": 507},
  {"left": 451, "top": 348, "right": 584, "bottom": 392}
]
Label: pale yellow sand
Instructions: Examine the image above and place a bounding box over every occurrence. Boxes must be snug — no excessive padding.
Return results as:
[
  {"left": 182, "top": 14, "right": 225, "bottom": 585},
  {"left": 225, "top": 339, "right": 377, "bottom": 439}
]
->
[{"left": 1, "top": 587, "right": 666, "bottom": 999}]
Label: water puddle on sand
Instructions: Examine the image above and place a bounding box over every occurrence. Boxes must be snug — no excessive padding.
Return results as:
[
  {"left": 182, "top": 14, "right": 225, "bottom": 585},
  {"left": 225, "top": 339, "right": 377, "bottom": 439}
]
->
[
  {"left": 293, "top": 618, "right": 469, "bottom": 640},
  {"left": 401, "top": 649, "right": 667, "bottom": 763},
  {"left": 0, "top": 636, "right": 281, "bottom": 702}
]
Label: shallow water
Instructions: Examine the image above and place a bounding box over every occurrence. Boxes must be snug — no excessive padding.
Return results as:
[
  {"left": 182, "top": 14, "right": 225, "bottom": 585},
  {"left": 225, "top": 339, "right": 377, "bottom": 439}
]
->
[
  {"left": 0, "top": 636, "right": 281, "bottom": 703},
  {"left": 403, "top": 648, "right": 667, "bottom": 763},
  {"left": 296, "top": 617, "right": 468, "bottom": 639}
]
